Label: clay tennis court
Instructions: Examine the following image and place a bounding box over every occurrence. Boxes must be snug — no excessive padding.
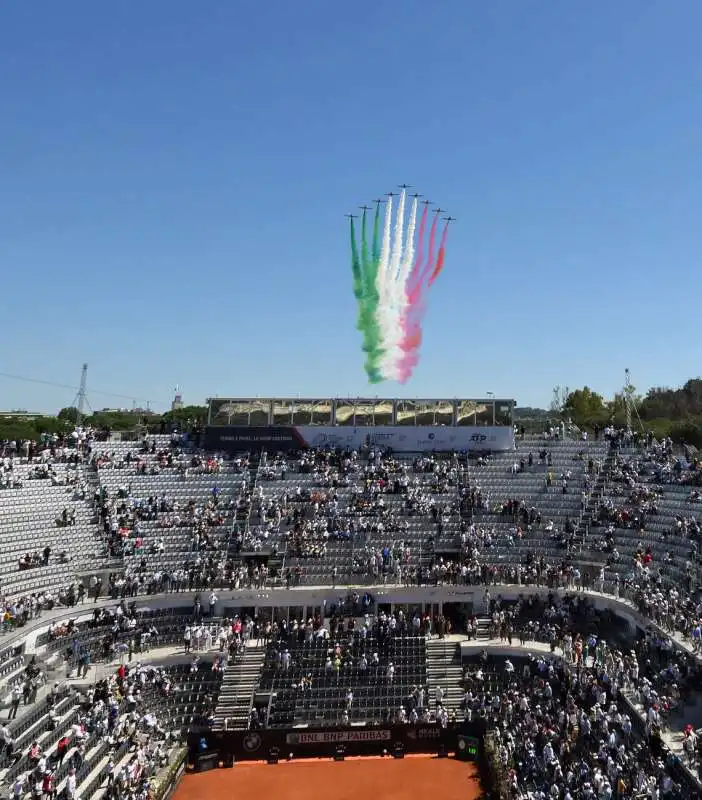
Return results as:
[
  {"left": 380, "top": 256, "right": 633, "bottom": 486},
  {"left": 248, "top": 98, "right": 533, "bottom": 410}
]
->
[{"left": 173, "top": 755, "right": 483, "bottom": 800}]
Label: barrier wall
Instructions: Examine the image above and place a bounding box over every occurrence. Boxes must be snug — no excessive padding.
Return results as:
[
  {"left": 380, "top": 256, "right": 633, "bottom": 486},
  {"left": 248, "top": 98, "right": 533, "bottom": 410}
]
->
[
  {"left": 190, "top": 720, "right": 486, "bottom": 764},
  {"left": 204, "top": 425, "right": 515, "bottom": 454}
]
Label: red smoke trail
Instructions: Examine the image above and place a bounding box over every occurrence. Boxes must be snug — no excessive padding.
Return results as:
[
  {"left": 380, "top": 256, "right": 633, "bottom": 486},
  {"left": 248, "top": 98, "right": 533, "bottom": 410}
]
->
[
  {"left": 408, "top": 209, "right": 440, "bottom": 302},
  {"left": 397, "top": 215, "right": 450, "bottom": 382},
  {"left": 428, "top": 220, "right": 449, "bottom": 286},
  {"left": 406, "top": 203, "right": 429, "bottom": 289}
]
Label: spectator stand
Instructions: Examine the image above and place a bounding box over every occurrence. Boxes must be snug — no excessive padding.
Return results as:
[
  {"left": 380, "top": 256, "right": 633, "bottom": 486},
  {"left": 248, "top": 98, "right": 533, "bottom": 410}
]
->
[
  {"left": 256, "top": 611, "right": 428, "bottom": 729},
  {"left": 91, "top": 434, "right": 250, "bottom": 596},
  {"left": 0, "top": 439, "right": 107, "bottom": 599},
  {"left": 1, "top": 638, "right": 222, "bottom": 800}
]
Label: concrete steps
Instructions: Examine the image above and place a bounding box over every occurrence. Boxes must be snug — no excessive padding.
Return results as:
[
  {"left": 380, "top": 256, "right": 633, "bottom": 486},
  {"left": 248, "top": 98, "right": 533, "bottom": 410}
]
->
[
  {"left": 213, "top": 643, "right": 266, "bottom": 729},
  {"left": 425, "top": 638, "right": 464, "bottom": 716}
]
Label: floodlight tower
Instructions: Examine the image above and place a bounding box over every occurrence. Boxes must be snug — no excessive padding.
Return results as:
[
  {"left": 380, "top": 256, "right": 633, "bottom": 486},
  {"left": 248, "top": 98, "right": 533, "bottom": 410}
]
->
[
  {"left": 622, "top": 368, "right": 643, "bottom": 432},
  {"left": 72, "top": 363, "right": 92, "bottom": 427}
]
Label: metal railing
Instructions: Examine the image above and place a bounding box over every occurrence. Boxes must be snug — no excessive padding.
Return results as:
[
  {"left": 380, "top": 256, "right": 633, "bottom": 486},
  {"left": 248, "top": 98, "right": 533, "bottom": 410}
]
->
[{"left": 223, "top": 638, "right": 248, "bottom": 730}]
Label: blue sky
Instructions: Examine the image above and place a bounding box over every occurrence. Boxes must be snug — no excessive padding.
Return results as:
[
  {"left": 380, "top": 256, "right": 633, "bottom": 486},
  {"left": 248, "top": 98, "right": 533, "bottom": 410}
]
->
[{"left": 1, "top": 2, "right": 700, "bottom": 413}]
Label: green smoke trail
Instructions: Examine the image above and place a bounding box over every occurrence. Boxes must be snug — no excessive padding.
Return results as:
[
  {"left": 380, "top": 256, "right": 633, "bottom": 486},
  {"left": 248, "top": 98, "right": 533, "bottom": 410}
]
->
[
  {"left": 371, "top": 199, "right": 381, "bottom": 263},
  {"left": 359, "top": 204, "right": 384, "bottom": 383},
  {"left": 350, "top": 214, "right": 380, "bottom": 382},
  {"left": 350, "top": 216, "right": 362, "bottom": 301}
]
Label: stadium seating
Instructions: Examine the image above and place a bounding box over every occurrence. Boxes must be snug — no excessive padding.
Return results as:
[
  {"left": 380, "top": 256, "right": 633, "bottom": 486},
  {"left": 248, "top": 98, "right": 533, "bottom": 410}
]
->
[
  {"left": 583, "top": 440, "right": 702, "bottom": 594},
  {"left": 0, "top": 652, "right": 218, "bottom": 800},
  {"left": 258, "top": 623, "right": 427, "bottom": 727},
  {"left": 0, "top": 457, "right": 105, "bottom": 597},
  {"left": 3, "top": 425, "right": 702, "bottom": 798},
  {"left": 92, "top": 435, "right": 250, "bottom": 589}
]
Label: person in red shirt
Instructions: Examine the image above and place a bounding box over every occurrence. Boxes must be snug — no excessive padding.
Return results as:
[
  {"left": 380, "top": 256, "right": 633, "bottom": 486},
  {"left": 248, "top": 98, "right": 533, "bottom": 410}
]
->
[
  {"left": 28, "top": 741, "right": 41, "bottom": 765},
  {"left": 42, "top": 770, "right": 56, "bottom": 800},
  {"left": 55, "top": 736, "right": 69, "bottom": 767}
]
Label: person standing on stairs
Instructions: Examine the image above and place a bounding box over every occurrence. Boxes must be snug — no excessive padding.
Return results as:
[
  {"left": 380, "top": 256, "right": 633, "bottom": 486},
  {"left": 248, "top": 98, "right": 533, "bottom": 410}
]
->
[{"left": 435, "top": 685, "right": 444, "bottom": 708}]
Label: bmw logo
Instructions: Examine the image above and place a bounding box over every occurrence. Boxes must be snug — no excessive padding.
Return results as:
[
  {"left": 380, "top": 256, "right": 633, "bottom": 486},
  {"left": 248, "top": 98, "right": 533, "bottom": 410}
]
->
[{"left": 243, "top": 733, "right": 262, "bottom": 752}]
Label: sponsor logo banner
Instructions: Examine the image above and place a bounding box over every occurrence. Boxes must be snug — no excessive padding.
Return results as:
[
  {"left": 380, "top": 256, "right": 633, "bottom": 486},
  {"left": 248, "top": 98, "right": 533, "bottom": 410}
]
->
[
  {"left": 296, "top": 425, "right": 514, "bottom": 453},
  {"left": 204, "top": 425, "right": 514, "bottom": 453},
  {"left": 285, "top": 729, "right": 392, "bottom": 745},
  {"left": 242, "top": 732, "right": 262, "bottom": 752},
  {"left": 204, "top": 426, "right": 303, "bottom": 452},
  {"left": 406, "top": 726, "right": 443, "bottom": 740}
]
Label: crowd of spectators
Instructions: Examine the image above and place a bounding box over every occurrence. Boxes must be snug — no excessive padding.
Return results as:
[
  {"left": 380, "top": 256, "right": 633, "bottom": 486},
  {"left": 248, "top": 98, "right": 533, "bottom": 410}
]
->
[
  {"left": 468, "top": 592, "right": 701, "bottom": 797},
  {"left": 2, "top": 660, "right": 191, "bottom": 800}
]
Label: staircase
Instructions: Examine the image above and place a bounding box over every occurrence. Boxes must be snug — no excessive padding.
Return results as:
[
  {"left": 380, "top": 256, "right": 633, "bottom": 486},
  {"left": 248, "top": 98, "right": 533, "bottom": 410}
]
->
[
  {"left": 425, "top": 638, "right": 464, "bottom": 717},
  {"left": 577, "top": 444, "right": 616, "bottom": 553},
  {"left": 213, "top": 643, "right": 266, "bottom": 729},
  {"left": 225, "top": 454, "right": 257, "bottom": 565},
  {"left": 78, "top": 462, "right": 116, "bottom": 567},
  {"left": 475, "top": 617, "right": 493, "bottom": 639}
]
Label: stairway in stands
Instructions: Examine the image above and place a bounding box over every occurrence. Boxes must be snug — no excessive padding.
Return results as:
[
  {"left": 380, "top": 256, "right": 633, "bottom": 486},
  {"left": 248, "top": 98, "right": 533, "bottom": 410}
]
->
[
  {"left": 213, "top": 643, "right": 266, "bottom": 729},
  {"left": 578, "top": 443, "right": 616, "bottom": 554},
  {"left": 425, "top": 638, "right": 464, "bottom": 717},
  {"left": 225, "top": 453, "right": 257, "bottom": 565}
]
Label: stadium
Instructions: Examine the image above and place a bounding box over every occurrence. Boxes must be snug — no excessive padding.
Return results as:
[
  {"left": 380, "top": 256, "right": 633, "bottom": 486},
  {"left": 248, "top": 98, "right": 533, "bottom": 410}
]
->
[{"left": 1, "top": 394, "right": 701, "bottom": 800}]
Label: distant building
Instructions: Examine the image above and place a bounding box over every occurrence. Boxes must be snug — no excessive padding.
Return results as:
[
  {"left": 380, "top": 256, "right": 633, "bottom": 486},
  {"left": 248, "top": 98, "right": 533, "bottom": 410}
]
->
[
  {"left": 172, "top": 386, "right": 184, "bottom": 412},
  {"left": 0, "top": 410, "right": 51, "bottom": 419}
]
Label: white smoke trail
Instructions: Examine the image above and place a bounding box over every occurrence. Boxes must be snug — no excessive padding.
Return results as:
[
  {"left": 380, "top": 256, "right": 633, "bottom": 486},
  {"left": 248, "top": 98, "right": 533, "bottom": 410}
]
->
[
  {"left": 377, "top": 189, "right": 407, "bottom": 380},
  {"left": 389, "top": 188, "right": 406, "bottom": 283},
  {"left": 376, "top": 195, "right": 393, "bottom": 312},
  {"left": 398, "top": 195, "right": 418, "bottom": 286},
  {"left": 377, "top": 190, "right": 404, "bottom": 369},
  {"left": 380, "top": 194, "right": 418, "bottom": 380},
  {"left": 374, "top": 194, "right": 394, "bottom": 360}
]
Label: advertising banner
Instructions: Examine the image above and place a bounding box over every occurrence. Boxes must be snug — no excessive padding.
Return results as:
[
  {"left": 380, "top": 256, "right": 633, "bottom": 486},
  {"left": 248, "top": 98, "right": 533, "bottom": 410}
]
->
[
  {"left": 285, "top": 729, "right": 392, "bottom": 745},
  {"left": 203, "top": 426, "right": 302, "bottom": 453},
  {"left": 204, "top": 424, "right": 514, "bottom": 454},
  {"left": 190, "top": 720, "right": 486, "bottom": 762},
  {"left": 295, "top": 425, "right": 514, "bottom": 452}
]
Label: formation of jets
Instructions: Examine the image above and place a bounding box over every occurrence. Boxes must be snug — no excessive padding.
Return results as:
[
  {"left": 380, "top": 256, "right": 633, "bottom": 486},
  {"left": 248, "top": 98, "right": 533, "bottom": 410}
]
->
[{"left": 347, "top": 187, "right": 453, "bottom": 219}]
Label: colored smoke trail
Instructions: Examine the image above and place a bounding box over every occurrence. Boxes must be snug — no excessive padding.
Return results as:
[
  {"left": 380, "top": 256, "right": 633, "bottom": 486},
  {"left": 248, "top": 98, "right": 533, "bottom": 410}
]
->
[
  {"left": 376, "top": 194, "right": 393, "bottom": 305},
  {"left": 406, "top": 202, "right": 429, "bottom": 293},
  {"left": 371, "top": 198, "right": 381, "bottom": 264},
  {"left": 367, "top": 195, "right": 394, "bottom": 381},
  {"left": 358, "top": 206, "right": 383, "bottom": 383},
  {"left": 396, "top": 214, "right": 450, "bottom": 382},
  {"left": 380, "top": 193, "right": 418, "bottom": 381},
  {"left": 348, "top": 184, "right": 452, "bottom": 385},
  {"left": 411, "top": 208, "right": 440, "bottom": 300},
  {"left": 389, "top": 189, "right": 406, "bottom": 283},
  {"left": 349, "top": 215, "right": 362, "bottom": 302},
  {"left": 377, "top": 189, "right": 406, "bottom": 369},
  {"left": 428, "top": 219, "right": 450, "bottom": 286},
  {"left": 393, "top": 202, "right": 429, "bottom": 382},
  {"left": 375, "top": 192, "right": 404, "bottom": 374}
]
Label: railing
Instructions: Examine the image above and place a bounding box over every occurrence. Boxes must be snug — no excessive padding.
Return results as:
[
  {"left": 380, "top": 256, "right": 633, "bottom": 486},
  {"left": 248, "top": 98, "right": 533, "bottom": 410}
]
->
[
  {"left": 150, "top": 747, "right": 187, "bottom": 800},
  {"left": 224, "top": 639, "right": 248, "bottom": 731},
  {"left": 427, "top": 634, "right": 457, "bottom": 685}
]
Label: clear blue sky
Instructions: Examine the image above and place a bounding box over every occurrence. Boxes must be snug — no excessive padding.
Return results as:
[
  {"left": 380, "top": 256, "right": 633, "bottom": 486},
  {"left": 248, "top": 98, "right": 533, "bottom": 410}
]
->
[{"left": 2, "top": 2, "right": 700, "bottom": 413}]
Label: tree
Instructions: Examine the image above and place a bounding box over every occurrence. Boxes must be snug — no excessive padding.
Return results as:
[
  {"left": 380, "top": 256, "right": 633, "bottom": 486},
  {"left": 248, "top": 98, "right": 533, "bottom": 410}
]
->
[
  {"left": 639, "top": 378, "right": 702, "bottom": 421},
  {"left": 669, "top": 420, "right": 702, "bottom": 449},
  {"left": 161, "top": 405, "right": 209, "bottom": 430},
  {"left": 58, "top": 407, "right": 79, "bottom": 424},
  {"left": 563, "top": 387, "right": 608, "bottom": 428}
]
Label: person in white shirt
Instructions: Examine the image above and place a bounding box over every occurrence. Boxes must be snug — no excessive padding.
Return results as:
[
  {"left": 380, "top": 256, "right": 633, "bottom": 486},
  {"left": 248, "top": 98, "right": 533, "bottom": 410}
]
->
[{"left": 66, "top": 769, "right": 77, "bottom": 800}]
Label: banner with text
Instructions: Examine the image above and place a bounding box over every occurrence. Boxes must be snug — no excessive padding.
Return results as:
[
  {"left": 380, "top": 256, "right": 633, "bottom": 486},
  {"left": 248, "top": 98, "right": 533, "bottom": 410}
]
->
[
  {"left": 204, "top": 425, "right": 514, "bottom": 453},
  {"left": 295, "top": 425, "right": 514, "bottom": 452}
]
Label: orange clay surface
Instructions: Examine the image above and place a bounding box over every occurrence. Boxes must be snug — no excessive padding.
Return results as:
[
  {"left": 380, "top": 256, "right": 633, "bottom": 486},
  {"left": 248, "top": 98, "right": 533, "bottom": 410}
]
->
[{"left": 173, "top": 755, "right": 483, "bottom": 800}]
